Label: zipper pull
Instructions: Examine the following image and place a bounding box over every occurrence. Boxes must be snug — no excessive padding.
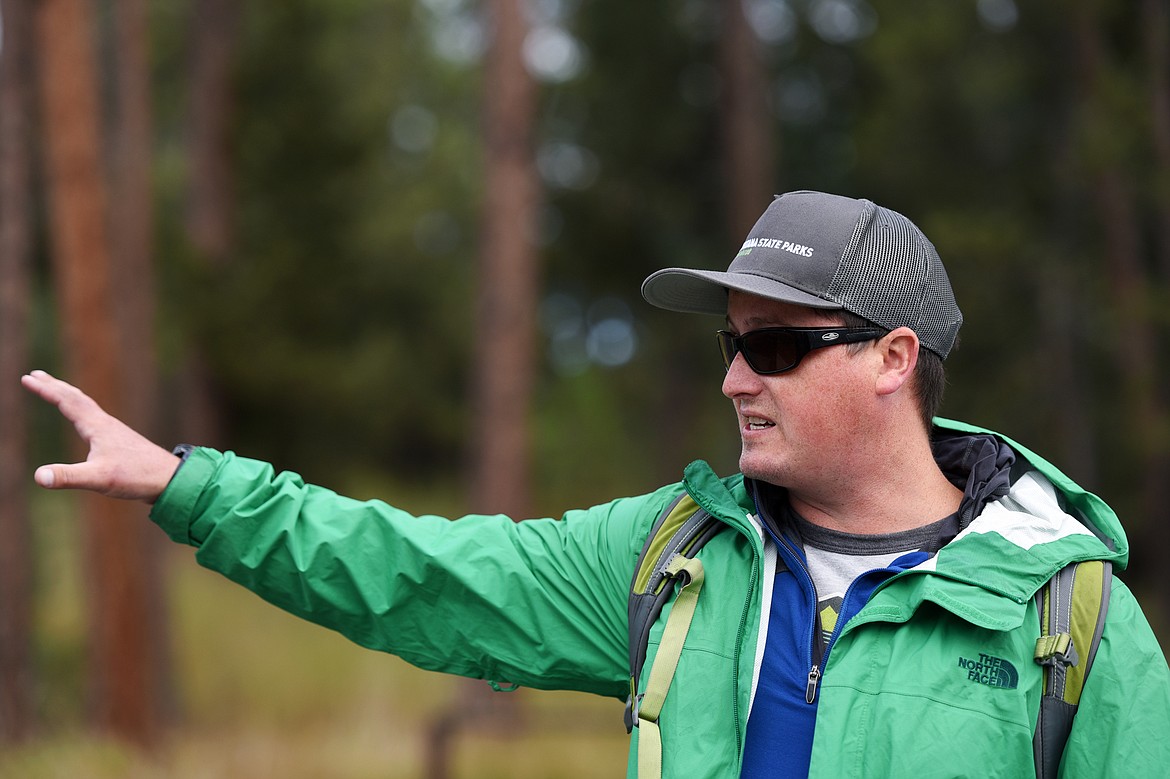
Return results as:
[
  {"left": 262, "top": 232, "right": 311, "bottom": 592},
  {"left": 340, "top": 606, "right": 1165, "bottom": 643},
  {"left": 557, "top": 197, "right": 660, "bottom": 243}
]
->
[{"left": 805, "top": 665, "right": 821, "bottom": 704}]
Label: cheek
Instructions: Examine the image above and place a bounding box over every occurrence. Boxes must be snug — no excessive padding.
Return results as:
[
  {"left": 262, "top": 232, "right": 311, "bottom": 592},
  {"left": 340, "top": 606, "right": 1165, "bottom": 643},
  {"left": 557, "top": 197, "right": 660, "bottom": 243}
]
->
[
  {"left": 796, "top": 388, "right": 851, "bottom": 439},
  {"left": 783, "top": 373, "right": 869, "bottom": 443},
  {"left": 828, "top": 382, "right": 879, "bottom": 450}
]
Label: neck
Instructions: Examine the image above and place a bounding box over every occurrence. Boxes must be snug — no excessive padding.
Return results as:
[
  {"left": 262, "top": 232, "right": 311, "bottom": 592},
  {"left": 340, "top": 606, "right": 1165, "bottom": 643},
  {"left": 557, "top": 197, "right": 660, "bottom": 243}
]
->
[{"left": 786, "top": 429, "right": 963, "bottom": 536}]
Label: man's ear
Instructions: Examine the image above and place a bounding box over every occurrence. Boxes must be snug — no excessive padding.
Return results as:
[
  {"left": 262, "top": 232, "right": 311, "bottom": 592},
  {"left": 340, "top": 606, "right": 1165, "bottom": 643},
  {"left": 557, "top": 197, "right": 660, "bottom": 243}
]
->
[{"left": 874, "top": 327, "right": 919, "bottom": 397}]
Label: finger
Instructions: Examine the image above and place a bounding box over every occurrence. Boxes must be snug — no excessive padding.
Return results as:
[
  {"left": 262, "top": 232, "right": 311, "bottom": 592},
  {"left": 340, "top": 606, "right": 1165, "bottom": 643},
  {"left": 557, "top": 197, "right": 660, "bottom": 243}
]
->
[
  {"left": 34, "top": 460, "right": 133, "bottom": 496},
  {"left": 33, "top": 462, "right": 92, "bottom": 491},
  {"left": 22, "top": 370, "right": 84, "bottom": 410},
  {"left": 20, "top": 370, "right": 59, "bottom": 401},
  {"left": 22, "top": 371, "right": 107, "bottom": 433}
]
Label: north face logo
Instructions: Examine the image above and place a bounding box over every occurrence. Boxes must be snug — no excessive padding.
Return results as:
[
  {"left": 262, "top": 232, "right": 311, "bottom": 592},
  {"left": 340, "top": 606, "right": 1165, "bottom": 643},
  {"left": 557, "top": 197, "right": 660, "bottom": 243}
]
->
[{"left": 957, "top": 653, "right": 1019, "bottom": 689}]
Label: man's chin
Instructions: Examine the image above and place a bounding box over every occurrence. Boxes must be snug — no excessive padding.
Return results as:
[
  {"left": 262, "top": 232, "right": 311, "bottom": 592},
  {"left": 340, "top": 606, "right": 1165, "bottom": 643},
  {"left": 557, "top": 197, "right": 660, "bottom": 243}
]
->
[{"left": 738, "top": 453, "right": 783, "bottom": 484}]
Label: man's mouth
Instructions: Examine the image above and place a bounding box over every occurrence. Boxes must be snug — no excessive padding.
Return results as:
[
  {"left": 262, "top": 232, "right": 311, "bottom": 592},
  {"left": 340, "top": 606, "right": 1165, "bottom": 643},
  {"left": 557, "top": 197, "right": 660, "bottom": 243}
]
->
[{"left": 745, "top": 416, "right": 775, "bottom": 431}]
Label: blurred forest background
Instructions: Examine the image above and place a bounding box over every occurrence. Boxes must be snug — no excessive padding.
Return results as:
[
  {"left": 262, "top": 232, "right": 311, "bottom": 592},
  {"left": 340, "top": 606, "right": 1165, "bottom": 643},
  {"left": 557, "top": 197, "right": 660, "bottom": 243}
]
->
[{"left": 1, "top": 0, "right": 1169, "bottom": 775}]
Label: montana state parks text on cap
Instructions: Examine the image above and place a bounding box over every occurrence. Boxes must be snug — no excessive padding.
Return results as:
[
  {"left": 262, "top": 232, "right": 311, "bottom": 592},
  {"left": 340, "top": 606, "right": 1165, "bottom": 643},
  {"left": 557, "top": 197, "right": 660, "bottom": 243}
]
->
[{"left": 641, "top": 190, "right": 964, "bottom": 359}]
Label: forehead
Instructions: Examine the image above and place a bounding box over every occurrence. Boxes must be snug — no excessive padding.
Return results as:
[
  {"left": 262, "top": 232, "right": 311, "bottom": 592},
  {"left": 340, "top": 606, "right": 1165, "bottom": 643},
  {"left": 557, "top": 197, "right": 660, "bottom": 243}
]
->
[{"left": 726, "top": 290, "right": 843, "bottom": 329}]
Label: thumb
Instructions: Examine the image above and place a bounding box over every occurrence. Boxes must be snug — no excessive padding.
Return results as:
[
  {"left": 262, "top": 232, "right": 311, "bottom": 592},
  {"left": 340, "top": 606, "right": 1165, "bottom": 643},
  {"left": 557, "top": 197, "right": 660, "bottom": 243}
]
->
[
  {"left": 34, "top": 465, "right": 59, "bottom": 489},
  {"left": 34, "top": 463, "right": 95, "bottom": 491}
]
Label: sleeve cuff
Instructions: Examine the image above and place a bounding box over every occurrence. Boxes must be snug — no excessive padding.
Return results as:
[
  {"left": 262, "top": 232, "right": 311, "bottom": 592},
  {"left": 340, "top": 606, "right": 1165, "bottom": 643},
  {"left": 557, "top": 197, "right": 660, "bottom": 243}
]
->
[{"left": 150, "top": 446, "right": 220, "bottom": 547}]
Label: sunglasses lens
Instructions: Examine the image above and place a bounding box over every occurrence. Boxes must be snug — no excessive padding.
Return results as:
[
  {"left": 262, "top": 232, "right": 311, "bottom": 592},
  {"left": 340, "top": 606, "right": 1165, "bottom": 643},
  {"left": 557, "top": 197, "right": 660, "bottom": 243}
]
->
[
  {"left": 718, "top": 330, "right": 802, "bottom": 374},
  {"left": 741, "top": 330, "right": 799, "bottom": 373},
  {"left": 717, "top": 332, "right": 737, "bottom": 370}
]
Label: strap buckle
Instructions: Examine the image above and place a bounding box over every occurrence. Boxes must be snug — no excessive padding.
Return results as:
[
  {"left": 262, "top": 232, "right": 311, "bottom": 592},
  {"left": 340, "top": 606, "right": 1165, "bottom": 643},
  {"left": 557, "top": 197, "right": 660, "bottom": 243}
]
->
[
  {"left": 625, "top": 692, "right": 645, "bottom": 730},
  {"left": 1034, "top": 632, "right": 1080, "bottom": 668}
]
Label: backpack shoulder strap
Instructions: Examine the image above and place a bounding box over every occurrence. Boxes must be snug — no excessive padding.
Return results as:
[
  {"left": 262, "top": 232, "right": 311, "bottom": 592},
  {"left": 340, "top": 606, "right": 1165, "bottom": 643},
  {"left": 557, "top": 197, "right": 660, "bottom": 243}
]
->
[
  {"left": 623, "top": 492, "right": 722, "bottom": 734},
  {"left": 1033, "top": 559, "right": 1112, "bottom": 779}
]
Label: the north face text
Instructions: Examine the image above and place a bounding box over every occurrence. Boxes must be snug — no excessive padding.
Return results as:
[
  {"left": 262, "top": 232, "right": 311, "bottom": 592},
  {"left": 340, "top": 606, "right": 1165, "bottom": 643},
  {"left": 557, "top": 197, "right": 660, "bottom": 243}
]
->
[{"left": 957, "top": 653, "right": 1019, "bottom": 689}]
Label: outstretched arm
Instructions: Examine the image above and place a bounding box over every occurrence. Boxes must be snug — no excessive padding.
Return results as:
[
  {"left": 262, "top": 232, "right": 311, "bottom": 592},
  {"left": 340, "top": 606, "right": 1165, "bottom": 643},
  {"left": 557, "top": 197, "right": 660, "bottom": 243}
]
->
[{"left": 21, "top": 370, "right": 179, "bottom": 503}]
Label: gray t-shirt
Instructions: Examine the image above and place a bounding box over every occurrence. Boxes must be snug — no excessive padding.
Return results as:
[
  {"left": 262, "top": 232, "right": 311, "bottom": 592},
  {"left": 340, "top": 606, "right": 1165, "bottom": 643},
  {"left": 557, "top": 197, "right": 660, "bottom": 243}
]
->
[{"left": 787, "top": 506, "right": 956, "bottom": 647}]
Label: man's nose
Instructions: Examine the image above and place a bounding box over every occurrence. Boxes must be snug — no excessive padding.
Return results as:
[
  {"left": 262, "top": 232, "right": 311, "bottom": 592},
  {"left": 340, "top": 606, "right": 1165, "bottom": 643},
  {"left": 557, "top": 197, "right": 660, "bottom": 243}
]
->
[{"left": 721, "top": 352, "right": 762, "bottom": 398}]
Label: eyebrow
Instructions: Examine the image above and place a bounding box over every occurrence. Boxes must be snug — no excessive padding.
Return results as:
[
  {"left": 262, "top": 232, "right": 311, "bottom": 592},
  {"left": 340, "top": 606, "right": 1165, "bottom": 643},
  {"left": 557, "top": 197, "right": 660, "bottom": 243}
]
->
[{"left": 725, "top": 315, "right": 797, "bottom": 330}]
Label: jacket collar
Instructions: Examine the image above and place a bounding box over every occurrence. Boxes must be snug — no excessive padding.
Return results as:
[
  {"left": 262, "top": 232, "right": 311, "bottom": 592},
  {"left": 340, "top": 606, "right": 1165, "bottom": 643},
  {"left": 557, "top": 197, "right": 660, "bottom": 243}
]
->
[
  {"left": 933, "top": 418, "right": 1127, "bottom": 569},
  {"left": 679, "top": 422, "right": 1127, "bottom": 628},
  {"left": 681, "top": 459, "right": 753, "bottom": 531}
]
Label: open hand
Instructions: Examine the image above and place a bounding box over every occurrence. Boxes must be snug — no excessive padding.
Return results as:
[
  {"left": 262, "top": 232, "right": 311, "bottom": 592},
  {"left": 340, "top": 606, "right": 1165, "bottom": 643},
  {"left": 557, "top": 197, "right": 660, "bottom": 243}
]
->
[{"left": 21, "top": 370, "right": 180, "bottom": 503}]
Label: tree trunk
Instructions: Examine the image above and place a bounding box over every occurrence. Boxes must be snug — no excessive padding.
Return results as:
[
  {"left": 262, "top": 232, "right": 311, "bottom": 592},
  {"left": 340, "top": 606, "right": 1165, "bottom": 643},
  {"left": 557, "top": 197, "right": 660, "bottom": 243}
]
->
[
  {"left": 1035, "top": 253, "right": 1098, "bottom": 486},
  {"left": 176, "top": 0, "right": 241, "bottom": 449},
  {"left": 1038, "top": 72, "right": 1100, "bottom": 488},
  {"left": 470, "top": 0, "right": 540, "bottom": 519},
  {"left": 185, "top": 0, "right": 239, "bottom": 266},
  {"left": 428, "top": 2, "right": 539, "bottom": 775},
  {"left": 110, "top": 0, "right": 177, "bottom": 730},
  {"left": 0, "top": 0, "right": 36, "bottom": 743},
  {"left": 34, "top": 0, "right": 160, "bottom": 745},
  {"left": 719, "top": 0, "right": 776, "bottom": 240},
  {"left": 111, "top": 0, "right": 159, "bottom": 436},
  {"left": 1142, "top": 0, "right": 1170, "bottom": 282},
  {"left": 1066, "top": 0, "right": 1170, "bottom": 619}
]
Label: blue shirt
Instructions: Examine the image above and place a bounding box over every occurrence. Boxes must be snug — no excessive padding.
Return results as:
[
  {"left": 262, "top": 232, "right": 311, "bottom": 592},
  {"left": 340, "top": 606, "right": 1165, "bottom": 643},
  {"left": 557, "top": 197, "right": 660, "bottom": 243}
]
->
[{"left": 739, "top": 509, "right": 931, "bottom": 777}]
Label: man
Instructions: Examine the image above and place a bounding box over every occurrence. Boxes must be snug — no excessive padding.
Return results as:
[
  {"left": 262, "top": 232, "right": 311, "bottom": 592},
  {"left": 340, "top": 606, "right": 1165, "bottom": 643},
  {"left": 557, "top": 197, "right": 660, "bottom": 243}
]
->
[{"left": 24, "top": 191, "right": 1170, "bottom": 777}]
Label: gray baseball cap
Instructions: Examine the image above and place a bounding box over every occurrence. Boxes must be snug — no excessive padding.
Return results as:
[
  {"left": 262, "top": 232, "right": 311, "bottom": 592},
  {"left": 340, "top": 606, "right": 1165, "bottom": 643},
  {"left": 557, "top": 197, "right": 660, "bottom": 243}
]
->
[{"left": 641, "top": 190, "right": 963, "bottom": 358}]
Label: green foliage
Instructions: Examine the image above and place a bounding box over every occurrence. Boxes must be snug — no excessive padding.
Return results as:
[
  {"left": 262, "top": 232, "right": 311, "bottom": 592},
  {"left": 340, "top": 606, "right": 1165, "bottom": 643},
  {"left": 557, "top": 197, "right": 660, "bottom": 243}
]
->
[
  {"left": 152, "top": 0, "right": 482, "bottom": 485},
  {"left": 849, "top": 0, "right": 1169, "bottom": 524},
  {"left": 17, "top": 0, "right": 1170, "bottom": 757},
  {"left": 138, "top": 0, "right": 1170, "bottom": 593}
]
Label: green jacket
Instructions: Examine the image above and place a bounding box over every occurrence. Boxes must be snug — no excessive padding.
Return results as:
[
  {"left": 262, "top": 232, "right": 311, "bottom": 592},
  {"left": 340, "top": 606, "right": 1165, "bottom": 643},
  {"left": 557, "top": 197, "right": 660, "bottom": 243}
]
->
[{"left": 150, "top": 420, "right": 1170, "bottom": 777}]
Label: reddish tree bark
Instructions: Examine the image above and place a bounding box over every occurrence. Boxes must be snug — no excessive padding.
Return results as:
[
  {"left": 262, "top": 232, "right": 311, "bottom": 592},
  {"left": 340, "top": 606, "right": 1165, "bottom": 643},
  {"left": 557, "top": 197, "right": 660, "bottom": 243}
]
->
[
  {"left": 35, "top": 0, "right": 161, "bottom": 745},
  {"left": 1142, "top": 0, "right": 1170, "bottom": 282},
  {"left": 1065, "top": 0, "right": 1170, "bottom": 622},
  {"left": 185, "top": 0, "right": 240, "bottom": 265},
  {"left": 111, "top": 0, "right": 160, "bottom": 435},
  {"left": 0, "top": 0, "right": 36, "bottom": 743},
  {"left": 110, "top": 0, "right": 177, "bottom": 730},
  {"left": 470, "top": 0, "right": 541, "bottom": 519},
  {"left": 719, "top": 0, "right": 776, "bottom": 240},
  {"left": 429, "top": 3, "right": 540, "bottom": 775},
  {"left": 175, "top": 0, "right": 241, "bottom": 450}
]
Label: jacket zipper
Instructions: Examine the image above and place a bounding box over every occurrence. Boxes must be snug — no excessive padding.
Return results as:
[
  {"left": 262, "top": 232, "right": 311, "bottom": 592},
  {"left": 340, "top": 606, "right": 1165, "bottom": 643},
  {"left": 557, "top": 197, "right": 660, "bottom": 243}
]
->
[
  {"left": 775, "top": 532, "right": 825, "bottom": 705},
  {"left": 809, "top": 564, "right": 912, "bottom": 703},
  {"left": 805, "top": 665, "right": 821, "bottom": 704}
]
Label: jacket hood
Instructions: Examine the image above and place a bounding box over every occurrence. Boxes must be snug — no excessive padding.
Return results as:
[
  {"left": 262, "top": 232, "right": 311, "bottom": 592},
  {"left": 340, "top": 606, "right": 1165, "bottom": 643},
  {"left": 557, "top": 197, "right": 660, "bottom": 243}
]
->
[
  {"left": 900, "top": 420, "right": 1129, "bottom": 627},
  {"left": 933, "top": 418, "right": 1126, "bottom": 566}
]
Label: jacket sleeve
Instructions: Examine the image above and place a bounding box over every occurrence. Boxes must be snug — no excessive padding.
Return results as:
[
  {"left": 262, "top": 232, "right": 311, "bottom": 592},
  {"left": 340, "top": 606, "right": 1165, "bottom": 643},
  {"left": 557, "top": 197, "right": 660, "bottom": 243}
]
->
[
  {"left": 1057, "top": 576, "right": 1170, "bottom": 776},
  {"left": 150, "top": 446, "right": 676, "bottom": 699}
]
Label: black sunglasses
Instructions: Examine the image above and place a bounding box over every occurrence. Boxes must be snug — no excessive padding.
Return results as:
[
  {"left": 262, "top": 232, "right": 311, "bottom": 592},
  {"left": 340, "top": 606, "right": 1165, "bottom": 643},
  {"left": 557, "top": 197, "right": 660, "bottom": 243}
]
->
[{"left": 716, "top": 326, "right": 884, "bottom": 375}]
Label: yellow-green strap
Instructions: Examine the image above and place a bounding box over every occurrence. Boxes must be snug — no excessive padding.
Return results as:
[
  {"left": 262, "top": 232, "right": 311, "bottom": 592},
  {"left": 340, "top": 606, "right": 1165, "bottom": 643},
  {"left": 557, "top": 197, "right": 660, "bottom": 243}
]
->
[
  {"left": 636, "top": 554, "right": 705, "bottom": 779},
  {"left": 638, "top": 718, "right": 665, "bottom": 779},
  {"left": 1063, "top": 560, "right": 1106, "bottom": 704},
  {"left": 1034, "top": 632, "right": 1074, "bottom": 664}
]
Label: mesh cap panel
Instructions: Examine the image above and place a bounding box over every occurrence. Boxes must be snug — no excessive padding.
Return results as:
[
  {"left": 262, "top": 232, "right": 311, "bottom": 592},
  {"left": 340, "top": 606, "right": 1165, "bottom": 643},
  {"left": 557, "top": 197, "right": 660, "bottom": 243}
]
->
[{"left": 642, "top": 191, "right": 963, "bottom": 358}]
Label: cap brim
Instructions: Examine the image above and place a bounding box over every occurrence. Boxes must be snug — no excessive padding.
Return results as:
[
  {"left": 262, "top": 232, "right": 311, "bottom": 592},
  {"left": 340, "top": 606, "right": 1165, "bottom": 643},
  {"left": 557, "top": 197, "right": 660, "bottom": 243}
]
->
[{"left": 641, "top": 268, "right": 841, "bottom": 316}]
